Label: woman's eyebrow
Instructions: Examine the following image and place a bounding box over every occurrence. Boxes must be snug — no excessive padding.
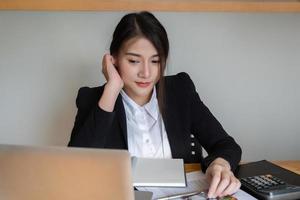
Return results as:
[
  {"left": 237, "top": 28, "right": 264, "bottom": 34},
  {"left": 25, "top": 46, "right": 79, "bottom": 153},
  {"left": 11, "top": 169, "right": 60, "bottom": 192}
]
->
[
  {"left": 125, "top": 52, "right": 159, "bottom": 58},
  {"left": 125, "top": 52, "right": 140, "bottom": 57}
]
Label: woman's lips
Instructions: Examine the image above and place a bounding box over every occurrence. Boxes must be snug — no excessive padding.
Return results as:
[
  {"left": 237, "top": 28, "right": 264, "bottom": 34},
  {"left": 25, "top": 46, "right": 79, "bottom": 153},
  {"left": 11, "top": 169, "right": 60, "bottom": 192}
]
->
[{"left": 136, "top": 82, "right": 151, "bottom": 88}]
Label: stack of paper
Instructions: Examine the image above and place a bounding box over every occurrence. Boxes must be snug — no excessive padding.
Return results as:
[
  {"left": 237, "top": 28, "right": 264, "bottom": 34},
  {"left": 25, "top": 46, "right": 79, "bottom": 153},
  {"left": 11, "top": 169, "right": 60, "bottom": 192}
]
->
[{"left": 137, "top": 171, "right": 257, "bottom": 200}]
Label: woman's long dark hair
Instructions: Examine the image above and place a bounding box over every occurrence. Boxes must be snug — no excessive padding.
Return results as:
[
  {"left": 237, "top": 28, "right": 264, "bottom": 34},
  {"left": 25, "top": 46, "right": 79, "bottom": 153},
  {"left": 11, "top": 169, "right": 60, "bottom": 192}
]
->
[{"left": 110, "top": 11, "right": 169, "bottom": 115}]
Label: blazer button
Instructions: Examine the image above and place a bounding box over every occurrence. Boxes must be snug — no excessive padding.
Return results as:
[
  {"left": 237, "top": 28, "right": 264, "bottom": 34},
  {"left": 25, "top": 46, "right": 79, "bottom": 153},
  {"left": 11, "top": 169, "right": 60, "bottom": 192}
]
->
[
  {"left": 191, "top": 151, "right": 195, "bottom": 155},
  {"left": 190, "top": 134, "right": 194, "bottom": 138},
  {"left": 191, "top": 142, "right": 195, "bottom": 146}
]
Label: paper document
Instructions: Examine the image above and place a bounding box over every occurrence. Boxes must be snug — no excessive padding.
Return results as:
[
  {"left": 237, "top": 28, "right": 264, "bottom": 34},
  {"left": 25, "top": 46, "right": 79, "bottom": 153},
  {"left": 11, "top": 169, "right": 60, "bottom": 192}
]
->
[
  {"left": 132, "top": 157, "right": 186, "bottom": 187},
  {"left": 137, "top": 171, "right": 257, "bottom": 200}
]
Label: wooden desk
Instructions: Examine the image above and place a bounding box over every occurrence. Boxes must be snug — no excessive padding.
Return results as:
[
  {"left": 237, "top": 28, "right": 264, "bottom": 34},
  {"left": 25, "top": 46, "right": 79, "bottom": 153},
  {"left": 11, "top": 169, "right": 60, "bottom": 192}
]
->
[
  {"left": 1, "top": 0, "right": 300, "bottom": 12},
  {"left": 185, "top": 160, "right": 300, "bottom": 175}
]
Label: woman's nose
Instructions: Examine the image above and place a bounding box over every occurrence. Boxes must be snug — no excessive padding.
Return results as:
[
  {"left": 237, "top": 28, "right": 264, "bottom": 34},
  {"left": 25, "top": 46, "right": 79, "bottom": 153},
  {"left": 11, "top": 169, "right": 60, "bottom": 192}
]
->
[{"left": 138, "top": 63, "right": 150, "bottom": 78}]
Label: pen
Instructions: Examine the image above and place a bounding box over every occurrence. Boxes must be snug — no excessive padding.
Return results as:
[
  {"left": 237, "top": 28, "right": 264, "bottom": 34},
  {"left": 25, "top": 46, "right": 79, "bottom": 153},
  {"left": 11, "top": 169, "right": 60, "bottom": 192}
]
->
[{"left": 156, "top": 191, "right": 207, "bottom": 200}]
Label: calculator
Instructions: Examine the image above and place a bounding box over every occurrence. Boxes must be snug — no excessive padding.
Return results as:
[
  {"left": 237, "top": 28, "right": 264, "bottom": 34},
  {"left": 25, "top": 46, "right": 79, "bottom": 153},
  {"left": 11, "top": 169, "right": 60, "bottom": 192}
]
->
[{"left": 240, "top": 174, "right": 300, "bottom": 200}]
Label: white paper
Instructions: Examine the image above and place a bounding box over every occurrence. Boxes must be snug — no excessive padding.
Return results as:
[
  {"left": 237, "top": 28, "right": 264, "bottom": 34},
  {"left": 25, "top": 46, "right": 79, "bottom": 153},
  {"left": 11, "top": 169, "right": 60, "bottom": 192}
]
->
[{"left": 137, "top": 171, "right": 257, "bottom": 200}]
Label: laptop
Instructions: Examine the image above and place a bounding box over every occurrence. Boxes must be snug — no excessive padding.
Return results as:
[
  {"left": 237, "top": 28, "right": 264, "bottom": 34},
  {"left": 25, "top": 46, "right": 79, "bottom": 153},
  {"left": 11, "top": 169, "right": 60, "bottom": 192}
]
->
[{"left": 0, "top": 144, "right": 135, "bottom": 200}]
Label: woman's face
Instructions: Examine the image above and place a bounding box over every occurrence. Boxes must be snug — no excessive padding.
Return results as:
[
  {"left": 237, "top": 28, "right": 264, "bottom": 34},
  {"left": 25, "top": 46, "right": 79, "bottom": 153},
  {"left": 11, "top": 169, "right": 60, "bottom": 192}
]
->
[{"left": 115, "top": 37, "right": 160, "bottom": 105}]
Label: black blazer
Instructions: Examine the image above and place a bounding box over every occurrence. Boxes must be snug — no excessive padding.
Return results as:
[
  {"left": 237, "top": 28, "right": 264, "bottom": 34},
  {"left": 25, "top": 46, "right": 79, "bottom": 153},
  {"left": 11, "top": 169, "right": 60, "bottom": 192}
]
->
[{"left": 68, "top": 72, "right": 242, "bottom": 171}]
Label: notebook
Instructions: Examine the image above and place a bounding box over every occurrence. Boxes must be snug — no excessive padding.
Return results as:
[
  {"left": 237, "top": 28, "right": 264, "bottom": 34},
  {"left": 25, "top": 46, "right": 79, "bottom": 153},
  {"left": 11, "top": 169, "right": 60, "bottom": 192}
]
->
[
  {"left": 132, "top": 157, "right": 186, "bottom": 187},
  {"left": 0, "top": 144, "right": 134, "bottom": 200}
]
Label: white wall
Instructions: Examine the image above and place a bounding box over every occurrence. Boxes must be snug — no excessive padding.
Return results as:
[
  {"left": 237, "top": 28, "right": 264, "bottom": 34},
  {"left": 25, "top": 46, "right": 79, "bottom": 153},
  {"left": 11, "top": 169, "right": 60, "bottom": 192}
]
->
[{"left": 0, "top": 11, "right": 299, "bottom": 161}]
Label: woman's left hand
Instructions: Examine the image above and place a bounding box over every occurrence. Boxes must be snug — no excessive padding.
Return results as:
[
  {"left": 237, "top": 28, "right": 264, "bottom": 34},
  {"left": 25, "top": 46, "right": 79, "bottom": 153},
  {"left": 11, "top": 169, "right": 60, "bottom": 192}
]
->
[{"left": 205, "top": 157, "right": 241, "bottom": 198}]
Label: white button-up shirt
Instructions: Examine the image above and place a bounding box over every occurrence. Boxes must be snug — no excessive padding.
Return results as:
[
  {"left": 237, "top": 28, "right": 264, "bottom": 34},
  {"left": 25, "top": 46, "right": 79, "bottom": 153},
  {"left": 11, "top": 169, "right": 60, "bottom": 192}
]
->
[{"left": 121, "top": 88, "right": 172, "bottom": 158}]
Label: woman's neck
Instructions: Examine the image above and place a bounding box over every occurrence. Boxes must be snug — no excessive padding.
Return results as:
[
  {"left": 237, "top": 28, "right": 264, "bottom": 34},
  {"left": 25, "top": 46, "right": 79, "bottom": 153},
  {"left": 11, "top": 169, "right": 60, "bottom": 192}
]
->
[{"left": 123, "top": 89, "right": 153, "bottom": 107}]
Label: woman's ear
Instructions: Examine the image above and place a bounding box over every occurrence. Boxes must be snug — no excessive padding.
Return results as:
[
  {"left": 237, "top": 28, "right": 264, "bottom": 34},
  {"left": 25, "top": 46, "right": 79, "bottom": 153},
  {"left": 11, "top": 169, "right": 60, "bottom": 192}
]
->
[{"left": 111, "top": 55, "right": 118, "bottom": 68}]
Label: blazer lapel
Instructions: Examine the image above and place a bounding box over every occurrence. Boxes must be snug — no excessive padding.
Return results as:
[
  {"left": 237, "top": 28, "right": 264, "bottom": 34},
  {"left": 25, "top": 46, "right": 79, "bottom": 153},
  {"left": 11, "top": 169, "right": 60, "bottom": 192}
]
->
[
  {"left": 115, "top": 94, "right": 128, "bottom": 148},
  {"left": 161, "top": 85, "right": 186, "bottom": 159}
]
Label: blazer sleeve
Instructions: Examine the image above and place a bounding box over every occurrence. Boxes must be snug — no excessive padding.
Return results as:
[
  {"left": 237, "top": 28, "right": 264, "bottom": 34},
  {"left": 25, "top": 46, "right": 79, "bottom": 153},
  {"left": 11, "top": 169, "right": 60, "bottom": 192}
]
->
[
  {"left": 68, "top": 86, "right": 117, "bottom": 148},
  {"left": 180, "top": 72, "right": 242, "bottom": 172}
]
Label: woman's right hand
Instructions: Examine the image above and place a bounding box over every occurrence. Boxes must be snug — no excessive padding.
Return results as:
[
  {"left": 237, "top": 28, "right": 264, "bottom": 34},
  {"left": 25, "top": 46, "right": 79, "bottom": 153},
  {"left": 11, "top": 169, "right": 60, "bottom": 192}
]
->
[
  {"left": 102, "top": 53, "right": 124, "bottom": 93},
  {"left": 98, "top": 53, "right": 124, "bottom": 112}
]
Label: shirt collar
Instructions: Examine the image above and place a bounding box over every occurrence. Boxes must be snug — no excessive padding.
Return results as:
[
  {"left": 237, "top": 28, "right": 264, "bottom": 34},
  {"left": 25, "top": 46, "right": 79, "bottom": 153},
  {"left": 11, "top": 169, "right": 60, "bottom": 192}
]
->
[
  {"left": 144, "top": 87, "right": 159, "bottom": 121},
  {"left": 120, "top": 87, "right": 159, "bottom": 121}
]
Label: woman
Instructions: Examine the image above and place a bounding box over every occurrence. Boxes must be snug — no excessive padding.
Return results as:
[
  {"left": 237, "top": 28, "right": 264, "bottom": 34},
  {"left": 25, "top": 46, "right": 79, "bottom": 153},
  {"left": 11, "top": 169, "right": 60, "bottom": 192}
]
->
[{"left": 68, "top": 11, "right": 242, "bottom": 198}]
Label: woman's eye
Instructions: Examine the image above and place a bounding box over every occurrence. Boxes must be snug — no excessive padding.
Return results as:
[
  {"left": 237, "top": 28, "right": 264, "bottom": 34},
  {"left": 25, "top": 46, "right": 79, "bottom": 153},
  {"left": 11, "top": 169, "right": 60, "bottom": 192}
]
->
[
  {"left": 152, "top": 60, "right": 160, "bottom": 64},
  {"left": 128, "top": 59, "right": 139, "bottom": 64}
]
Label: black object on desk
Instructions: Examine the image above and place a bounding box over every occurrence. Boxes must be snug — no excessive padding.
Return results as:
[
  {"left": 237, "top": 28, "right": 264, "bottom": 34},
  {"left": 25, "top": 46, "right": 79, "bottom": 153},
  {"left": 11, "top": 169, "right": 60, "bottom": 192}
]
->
[{"left": 235, "top": 160, "right": 300, "bottom": 200}]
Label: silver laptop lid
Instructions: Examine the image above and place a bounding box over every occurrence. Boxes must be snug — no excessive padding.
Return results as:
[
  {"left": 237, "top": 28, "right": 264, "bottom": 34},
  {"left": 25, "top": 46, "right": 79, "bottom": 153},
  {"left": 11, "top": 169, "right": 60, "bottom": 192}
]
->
[{"left": 0, "top": 144, "right": 134, "bottom": 200}]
